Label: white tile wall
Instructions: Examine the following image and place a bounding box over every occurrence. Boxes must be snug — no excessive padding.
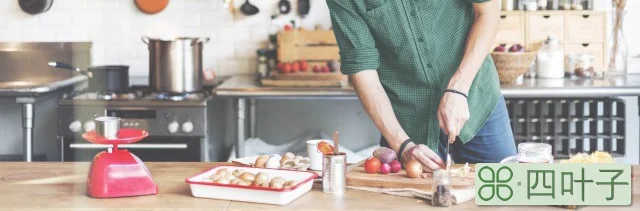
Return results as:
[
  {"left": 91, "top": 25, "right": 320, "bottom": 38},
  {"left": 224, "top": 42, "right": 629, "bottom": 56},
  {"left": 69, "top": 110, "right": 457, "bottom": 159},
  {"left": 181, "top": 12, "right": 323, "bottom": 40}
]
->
[
  {"left": 0, "top": 0, "right": 305, "bottom": 77},
  {"left": 0, "top": 0, "right": 636, "bottom": 76}
]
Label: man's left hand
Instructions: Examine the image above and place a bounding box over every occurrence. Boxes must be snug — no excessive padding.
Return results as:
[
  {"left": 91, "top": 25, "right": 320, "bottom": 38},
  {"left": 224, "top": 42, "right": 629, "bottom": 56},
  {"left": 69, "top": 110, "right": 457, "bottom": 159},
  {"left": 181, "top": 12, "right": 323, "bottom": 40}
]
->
[{"left": 437, "top": 91, "right": 470, "bottom": 143}]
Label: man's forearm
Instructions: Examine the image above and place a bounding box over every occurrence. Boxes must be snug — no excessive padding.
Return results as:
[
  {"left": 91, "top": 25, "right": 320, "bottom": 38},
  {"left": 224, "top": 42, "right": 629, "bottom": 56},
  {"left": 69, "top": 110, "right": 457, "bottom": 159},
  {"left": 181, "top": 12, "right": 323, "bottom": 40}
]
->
[
  {"left": 448, "top": 0, "right": 500, "bottom": 93},
  {"left": 351, "top": 70, "right": 410, "bottom": 152}
]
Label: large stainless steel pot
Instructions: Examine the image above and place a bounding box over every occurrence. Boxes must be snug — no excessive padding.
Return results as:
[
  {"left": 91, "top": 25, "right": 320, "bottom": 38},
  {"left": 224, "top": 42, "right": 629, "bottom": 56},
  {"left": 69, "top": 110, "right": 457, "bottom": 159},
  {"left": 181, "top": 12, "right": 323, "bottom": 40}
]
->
[{"left": 142, "top": 36, "right": 210, "bottom": 93}]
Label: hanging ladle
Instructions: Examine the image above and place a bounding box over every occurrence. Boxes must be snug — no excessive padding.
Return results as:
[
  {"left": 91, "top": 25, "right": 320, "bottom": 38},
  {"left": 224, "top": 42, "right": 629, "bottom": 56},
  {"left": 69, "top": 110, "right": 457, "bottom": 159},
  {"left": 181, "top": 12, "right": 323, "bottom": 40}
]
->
[{"left": 240, "top": 0, "right": 259, "bottom": 16}]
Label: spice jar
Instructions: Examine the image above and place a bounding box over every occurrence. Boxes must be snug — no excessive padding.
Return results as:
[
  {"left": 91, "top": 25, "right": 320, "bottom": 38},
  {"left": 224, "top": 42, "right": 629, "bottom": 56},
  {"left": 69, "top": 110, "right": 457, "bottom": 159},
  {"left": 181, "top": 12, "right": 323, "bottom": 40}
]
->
[
  {"left": 518, "top": 142, "right": 553, "bottom": 163},
  {"left": 582, "top": 0, "right": 593, "bottom": 10},
  {"left": 256, "top": 49, "right": 269, "bottom": 78},
  {"left": 536, "top": 36, "right": 565, "bottom": 79},
  {"left": 537, "top": 0, "right": 547, "bottom": 10},
  {"left": 570, "top": 53, "right": 595, "bottom": 78},
  {"left": 524, "top": 0, "right": 538, "bottom": 11},
  {"left": 431, "top": 170, "right": 452, "bottom": 207},
  {"left": 571, "top": 0, "right": 583, "bottom": 10},
  {"left": 547, "top": 0, "right": 559, "bottom": 10},
  {"left": 566, "top": 53, "right": 578, "bottom": 76},
  {"left": 560, "top": 0, "right": 571, "bottom": 10},
  {"left": 503, "top": 0, "right": 514, "bottom": 11}
]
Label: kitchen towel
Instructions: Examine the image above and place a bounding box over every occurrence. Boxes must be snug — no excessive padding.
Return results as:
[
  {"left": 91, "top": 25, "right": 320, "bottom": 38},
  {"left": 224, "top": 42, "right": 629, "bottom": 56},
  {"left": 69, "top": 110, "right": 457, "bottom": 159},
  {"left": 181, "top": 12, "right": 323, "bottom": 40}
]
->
[{"left": 347, "top": 186, "right": 475, "bottom": 205}]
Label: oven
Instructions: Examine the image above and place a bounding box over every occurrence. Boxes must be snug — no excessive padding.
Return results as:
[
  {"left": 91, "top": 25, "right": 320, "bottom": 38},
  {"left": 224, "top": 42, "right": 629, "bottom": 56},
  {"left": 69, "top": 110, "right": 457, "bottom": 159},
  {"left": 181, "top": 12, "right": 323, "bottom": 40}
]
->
[
  {"left": 61, "top": 136, "right": 201, "bottom": 162},
  {"left": 57, "top": 97, "right": 210, "bottom": 162}
]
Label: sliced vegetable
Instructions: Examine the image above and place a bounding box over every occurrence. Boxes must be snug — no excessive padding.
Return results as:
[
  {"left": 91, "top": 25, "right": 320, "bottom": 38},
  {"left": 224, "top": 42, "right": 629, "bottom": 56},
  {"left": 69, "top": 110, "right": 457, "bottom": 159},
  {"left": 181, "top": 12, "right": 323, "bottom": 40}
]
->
[{"left": 317, "top": 141, "right": 334, "bottom": 155}]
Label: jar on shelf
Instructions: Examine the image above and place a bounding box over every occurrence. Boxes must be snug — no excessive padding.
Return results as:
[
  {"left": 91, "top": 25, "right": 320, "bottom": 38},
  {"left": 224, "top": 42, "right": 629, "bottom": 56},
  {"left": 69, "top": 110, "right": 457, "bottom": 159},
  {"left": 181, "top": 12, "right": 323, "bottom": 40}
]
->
[
  {"left": 583, "top": 0, "right": 593, "bottom": 10},
  {"left": 524, "top": 0, "right": 538, "bottom": 11},
  {"left": 566, "top": 53, "right": 578, "bottom": 77},
  {"left": 503, "top": 0, "right": 514, "bottom": 11},
  {"left": 547, "top": 0, "right": 559, "bottom": 10},
  {"left": 256, "top": 49, "right": 269, "bottom": 78},
  {"left": 536, "top": 36, "right": 565, "bottom": 79},
  {"left": 431, "top": 170, "right": 452, "bottom": 207},
  {"left": 571, "top": 0, "right": 583, "bottom": 10},
  {"left": 537, "top": 0, "right": 547, "bottom": 10},
  {"left": 560, "top": 0, "right": 571, "bottom": 10},
  {"left": 515, "top": 0, "right": 525, "bottom": 10},
  {"left": 568, "top": 53, "right": 595, "bottom": 78}
]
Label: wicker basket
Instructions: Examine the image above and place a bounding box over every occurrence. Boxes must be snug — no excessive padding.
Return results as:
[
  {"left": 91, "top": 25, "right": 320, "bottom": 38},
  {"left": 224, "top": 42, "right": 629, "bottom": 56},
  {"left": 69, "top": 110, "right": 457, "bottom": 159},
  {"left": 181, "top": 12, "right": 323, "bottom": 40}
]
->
[{"left": 491, "top": 51, "right": 537, "bottom": 83}]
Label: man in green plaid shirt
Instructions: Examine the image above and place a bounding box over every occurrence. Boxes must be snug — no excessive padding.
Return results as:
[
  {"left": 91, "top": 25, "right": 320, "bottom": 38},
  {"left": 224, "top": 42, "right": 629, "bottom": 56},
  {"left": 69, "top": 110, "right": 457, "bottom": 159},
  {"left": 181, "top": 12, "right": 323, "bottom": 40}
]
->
[{"left": 327, "top": 0, "right": 516, "bottom": 171}]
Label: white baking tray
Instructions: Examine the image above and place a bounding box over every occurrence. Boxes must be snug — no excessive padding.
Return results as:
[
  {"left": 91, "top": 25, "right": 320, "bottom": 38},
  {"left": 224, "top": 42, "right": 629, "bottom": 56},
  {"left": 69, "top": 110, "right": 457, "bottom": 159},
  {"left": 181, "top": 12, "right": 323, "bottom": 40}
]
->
[{"left": 185, "top": 165, "right": 318, "bottom": 205}]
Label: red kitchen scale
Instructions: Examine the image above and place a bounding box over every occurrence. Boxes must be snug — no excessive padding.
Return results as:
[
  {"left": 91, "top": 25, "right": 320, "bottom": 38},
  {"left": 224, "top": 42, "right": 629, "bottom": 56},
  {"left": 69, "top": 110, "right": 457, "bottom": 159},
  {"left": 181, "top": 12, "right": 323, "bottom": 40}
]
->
[{"left": 82, "top": 128, "right": 158, "bottom": 198}]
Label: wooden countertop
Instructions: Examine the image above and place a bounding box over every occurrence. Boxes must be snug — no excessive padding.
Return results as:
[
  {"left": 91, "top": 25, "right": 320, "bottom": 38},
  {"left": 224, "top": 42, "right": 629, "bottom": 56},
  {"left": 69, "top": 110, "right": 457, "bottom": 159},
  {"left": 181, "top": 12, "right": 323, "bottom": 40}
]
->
[{"left": 0, "top": 162, "right": 637, "bottom": 210}]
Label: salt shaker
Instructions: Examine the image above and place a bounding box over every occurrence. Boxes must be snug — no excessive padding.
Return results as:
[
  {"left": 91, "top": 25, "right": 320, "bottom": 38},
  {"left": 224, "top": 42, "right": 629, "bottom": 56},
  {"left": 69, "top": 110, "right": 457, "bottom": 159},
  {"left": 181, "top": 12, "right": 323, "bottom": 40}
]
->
[{"left": 432, "top": 170, "right": 452, "bottom": 207}]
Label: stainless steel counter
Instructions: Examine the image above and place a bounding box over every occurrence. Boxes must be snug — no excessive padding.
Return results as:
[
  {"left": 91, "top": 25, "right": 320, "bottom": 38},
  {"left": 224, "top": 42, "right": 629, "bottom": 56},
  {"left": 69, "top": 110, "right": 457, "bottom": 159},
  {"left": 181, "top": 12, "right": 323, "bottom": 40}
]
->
[
  {"left": 215, "top": 74, "right": 640, "bottom": 98},
  {"left": 0, "top": 75, "right": 88, "bottom": 97},
  {"left": 214, "top": 74, "right": 640, "bottom": 158}
]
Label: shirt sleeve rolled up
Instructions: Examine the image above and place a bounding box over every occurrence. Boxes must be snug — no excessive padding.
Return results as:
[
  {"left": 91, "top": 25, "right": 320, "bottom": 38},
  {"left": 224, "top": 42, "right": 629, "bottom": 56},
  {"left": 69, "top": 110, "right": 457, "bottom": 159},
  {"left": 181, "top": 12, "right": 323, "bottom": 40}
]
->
[{"left": 327, "top": 0, "right": 380, "bottom": 75}]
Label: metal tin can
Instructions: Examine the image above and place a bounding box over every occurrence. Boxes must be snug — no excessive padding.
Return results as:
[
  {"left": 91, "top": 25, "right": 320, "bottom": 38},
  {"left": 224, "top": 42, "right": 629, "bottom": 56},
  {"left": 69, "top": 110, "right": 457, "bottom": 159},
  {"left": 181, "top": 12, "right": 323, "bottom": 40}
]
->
[
  {"left": 322, "top": 152, "right": 346, "bottom": 194},
  {"left": 95, "top": 116, "right": 120, "bottom": 139}
]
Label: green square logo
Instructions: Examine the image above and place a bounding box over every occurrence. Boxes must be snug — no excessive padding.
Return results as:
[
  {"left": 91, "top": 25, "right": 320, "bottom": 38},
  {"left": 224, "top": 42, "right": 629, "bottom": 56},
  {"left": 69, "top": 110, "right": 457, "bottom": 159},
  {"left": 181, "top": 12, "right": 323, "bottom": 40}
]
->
[{"left": 475, "top": 164, "right": 631, "bottom": 205}]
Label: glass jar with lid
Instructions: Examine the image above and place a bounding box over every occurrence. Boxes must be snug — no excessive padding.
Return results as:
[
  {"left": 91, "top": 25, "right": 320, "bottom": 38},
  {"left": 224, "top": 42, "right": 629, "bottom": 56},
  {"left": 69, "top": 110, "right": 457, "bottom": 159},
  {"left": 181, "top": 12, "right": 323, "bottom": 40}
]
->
[
  {"left": 431, "top": 170, "right": 452, "bottom": 207},
  {"left": 547, "top": 0, "right": 559, "bottom": 10},
  {"left": 518, "top": 142, "right": 554, "bottom": 163},
  {"left": 536, "top": 36, "right": 565, "bottom": 79},
  {"left": 559, "top": 0, "right": 571, "bottom": 10},
  {"left": 568, "top": 53, "right": 595, "bottom": 78}
]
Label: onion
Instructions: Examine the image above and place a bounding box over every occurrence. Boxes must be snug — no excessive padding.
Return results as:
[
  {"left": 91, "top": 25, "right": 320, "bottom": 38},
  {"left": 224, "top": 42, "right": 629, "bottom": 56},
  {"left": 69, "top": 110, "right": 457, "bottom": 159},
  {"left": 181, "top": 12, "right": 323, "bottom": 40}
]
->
[{"left": 405, "top": 160, "right": 422, "bottom": 178}]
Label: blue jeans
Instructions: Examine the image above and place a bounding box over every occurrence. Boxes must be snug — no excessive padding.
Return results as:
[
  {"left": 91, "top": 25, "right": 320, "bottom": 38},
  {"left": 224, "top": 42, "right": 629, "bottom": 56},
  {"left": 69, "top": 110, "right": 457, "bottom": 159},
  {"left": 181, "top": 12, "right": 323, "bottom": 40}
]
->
[{"left": 381, "top": 95, "right": 517, "bottom": 163}]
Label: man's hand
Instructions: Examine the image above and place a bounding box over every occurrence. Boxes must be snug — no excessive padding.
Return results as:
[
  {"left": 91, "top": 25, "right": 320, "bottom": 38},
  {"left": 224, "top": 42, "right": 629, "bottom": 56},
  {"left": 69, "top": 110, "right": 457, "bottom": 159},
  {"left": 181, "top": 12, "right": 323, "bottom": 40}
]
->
[
  {"left": 438, "top": 91, "right": 470, "bottom": 143},
  {"left": 401, "top": 143, "right": 445, "bottom": 172}
]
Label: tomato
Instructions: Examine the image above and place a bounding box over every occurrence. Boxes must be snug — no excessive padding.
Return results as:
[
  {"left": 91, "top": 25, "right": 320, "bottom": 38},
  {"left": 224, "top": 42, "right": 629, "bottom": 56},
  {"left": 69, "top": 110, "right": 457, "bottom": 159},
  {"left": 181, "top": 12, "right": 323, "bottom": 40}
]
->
[
  {"left": 284, "top": 25, "right": 293, "bottom": 31},
  {"left": 364, "top": 157, "right": 381, "bottom": 174},
  {"left": 298, "top": 60, "right": 309, "bottom": 72},
  {"left": 291, "top": 61, "right": 300, "bottom": 73},
  {"left": 277, "top": 63, "right": 285, "bottom": 73},
  {"left": 317, "top": 141, "right": 334, "bottom": 155},
  {"left": 312, "top": 65, "right": 322, "bottom": 73},
  {"left": 282, "top": 63, "right": 292, "bottom": 74},
  {"left": 321, "top": 65, "right": 330, "bottom": 73}
]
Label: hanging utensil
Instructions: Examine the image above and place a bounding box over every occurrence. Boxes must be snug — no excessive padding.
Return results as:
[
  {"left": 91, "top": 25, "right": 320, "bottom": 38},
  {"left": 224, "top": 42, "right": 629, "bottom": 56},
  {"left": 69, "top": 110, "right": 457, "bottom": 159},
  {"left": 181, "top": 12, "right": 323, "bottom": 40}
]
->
[
  {"left": 298, "top": 0, "right": 310, "bottom": 17},
  {"left": 278, "top": 0, "right": 291, "bottom": 14},
  {"left": 240, "top": 0, "right": 259, "bottom": 16},
  {"left": 18, "top": 0, "right": 54, "bottom": 15}
]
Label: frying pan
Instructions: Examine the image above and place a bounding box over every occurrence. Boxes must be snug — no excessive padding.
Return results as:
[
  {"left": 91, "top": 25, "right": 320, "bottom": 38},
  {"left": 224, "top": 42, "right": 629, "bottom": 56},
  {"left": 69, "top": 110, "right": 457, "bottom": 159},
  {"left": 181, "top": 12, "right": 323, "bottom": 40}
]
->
[
  {"left": 49, "top": 62, "right": 130, "bottom": 93},
  {"left": 18, "top": 0, "right": 53, "bottom": 15}
]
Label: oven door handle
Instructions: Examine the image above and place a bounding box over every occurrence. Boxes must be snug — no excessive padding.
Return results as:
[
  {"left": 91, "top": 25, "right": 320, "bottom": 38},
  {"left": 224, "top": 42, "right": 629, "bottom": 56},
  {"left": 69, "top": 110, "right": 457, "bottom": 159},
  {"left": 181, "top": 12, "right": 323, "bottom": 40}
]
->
[{"left": 69, "top": 143, "right": 188, "bottom": 149}]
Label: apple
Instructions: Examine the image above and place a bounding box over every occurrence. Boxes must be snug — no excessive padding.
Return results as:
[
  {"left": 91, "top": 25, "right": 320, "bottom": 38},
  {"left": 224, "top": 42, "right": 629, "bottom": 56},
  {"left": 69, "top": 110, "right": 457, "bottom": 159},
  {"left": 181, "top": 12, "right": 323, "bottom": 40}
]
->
[
  {"left": 493, "top": 45, "right": 507, "bottom": 52},
  {"left": 298, "top": 60, "right": 309, "bottom": 72},
  {"left": 508, "top": 44, "right": 524, "bottom": 52}
]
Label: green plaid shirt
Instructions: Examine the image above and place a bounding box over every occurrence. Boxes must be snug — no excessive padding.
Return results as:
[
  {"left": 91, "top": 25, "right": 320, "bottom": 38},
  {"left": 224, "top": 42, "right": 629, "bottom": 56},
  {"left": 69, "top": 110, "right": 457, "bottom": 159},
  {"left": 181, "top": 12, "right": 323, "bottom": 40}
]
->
[{"left": 328, "top": 0, "right": 501, "bottom": 153}]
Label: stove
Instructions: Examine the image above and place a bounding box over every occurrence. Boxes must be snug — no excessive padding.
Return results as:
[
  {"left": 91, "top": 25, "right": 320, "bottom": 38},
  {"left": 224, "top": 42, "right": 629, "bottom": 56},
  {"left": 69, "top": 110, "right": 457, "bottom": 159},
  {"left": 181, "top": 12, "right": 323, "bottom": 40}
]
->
[{"left": 57, "top": 84, "right": 220, "bottom": 162}]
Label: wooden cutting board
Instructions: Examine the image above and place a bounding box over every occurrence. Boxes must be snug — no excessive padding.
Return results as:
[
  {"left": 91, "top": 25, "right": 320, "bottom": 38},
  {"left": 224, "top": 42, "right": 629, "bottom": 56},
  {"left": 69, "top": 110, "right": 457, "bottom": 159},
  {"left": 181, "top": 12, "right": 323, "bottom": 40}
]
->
[
  {"left": 261, "top": 79, "right": 344, "bottom": 87},
  {"left": 271, "top": 72, "right": 345, "bottom": 81},
  {"left": 346, "top": 163, "right": 475, "bottom": 190}
]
